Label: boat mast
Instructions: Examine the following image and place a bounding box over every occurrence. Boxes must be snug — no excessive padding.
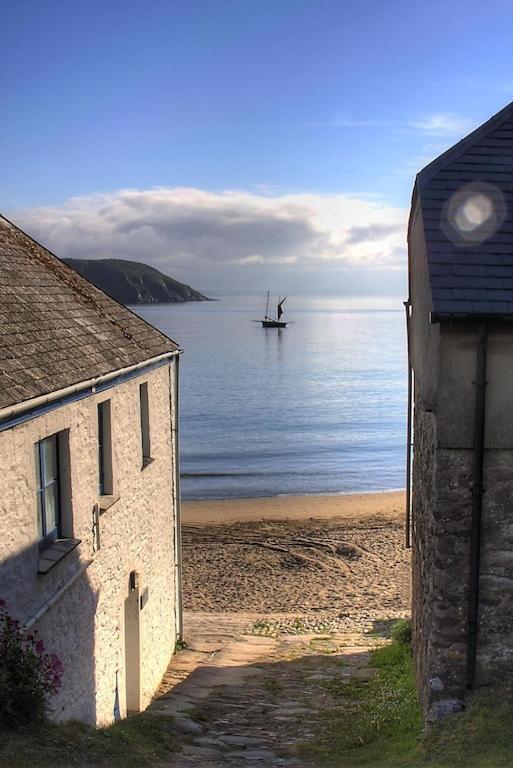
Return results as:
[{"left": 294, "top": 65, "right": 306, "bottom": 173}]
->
[{"left": 265, "top": 291, "right": 270, "bottom": 320}]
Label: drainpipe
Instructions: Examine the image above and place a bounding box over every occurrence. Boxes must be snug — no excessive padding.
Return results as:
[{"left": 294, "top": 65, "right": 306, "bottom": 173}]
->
[
  {"left": 404, "top": 300, "right": 413, "bottom": 549},
  {"left": 466, "top": 324, "right": 488, "bottom": 690},
  {"left": 170, "top": 355, "right": 184, "bottom": 640}
]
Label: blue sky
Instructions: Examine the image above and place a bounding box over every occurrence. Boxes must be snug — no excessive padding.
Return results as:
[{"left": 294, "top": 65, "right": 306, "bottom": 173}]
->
[{"left": 2, "top": 0, "right": 513, "bottom": 293}]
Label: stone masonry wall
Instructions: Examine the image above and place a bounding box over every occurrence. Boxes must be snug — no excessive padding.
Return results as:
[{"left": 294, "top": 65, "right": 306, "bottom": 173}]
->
[
  {"left": 412, "top": 321, "right": 513, "bottom": 718},
  {"left": 0, "top": 360, "right": 178, "bottom": 725},
  {"left": 413, "top": 437, "right": 513, "bottom": 714},
  {"left": 412, "top": 421, "right": 473, "bottom": 714},
  {"left": 411, "top": 399, "right": 436, "bottom": 713},
  {"left": 475, "top": 452, "right": 513, "bottom": 685}
]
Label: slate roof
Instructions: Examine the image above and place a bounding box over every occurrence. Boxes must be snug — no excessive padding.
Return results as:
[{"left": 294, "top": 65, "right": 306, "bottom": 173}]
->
[
  {"left": 0, "top": 216, "right": 179, "bottom": 410},
  {"left": 413, "top": 100, "right": 513, "bottom": 319}
]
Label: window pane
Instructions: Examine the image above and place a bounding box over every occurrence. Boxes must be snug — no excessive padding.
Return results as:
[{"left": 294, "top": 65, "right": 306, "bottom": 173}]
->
[
  {"left": 140, "top": 382, "right": 151, "bottom": 460},
  {"left": 34, "top": 444, "right": 42, "bottom": 491},
  {"left": 98, "top": 400, "right": 113, "bottom": 495},
  {"left": 98, "top": 404, "right": 104, "bottom": 494},
  {"left": 42, "top": 436, "right": 57, "bottom": 482},
  {"left": 37, "top": 490, "right": 44, "bottom": 538},
  {"left": 44, "top": 482, "right": 59, "bottom": 536}
]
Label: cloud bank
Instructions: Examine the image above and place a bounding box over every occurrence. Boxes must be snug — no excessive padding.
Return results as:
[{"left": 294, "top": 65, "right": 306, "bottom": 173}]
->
[{"left": 11, "top": 187, "right": 407, "bottom": 292}]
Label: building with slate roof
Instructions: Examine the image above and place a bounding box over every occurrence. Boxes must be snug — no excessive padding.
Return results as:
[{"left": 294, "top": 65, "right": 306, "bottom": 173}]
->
[
  {"left": 0, "top": 215, "right": 183, "bottom": 725},
  {"left": 407, "top": 101, "right": 513, "bottom": 721}
]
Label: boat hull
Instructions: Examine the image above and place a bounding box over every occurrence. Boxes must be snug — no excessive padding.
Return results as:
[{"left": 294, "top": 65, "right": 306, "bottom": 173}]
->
[{"left": 261, "top": 320, "right": 287, "bottom": 328}]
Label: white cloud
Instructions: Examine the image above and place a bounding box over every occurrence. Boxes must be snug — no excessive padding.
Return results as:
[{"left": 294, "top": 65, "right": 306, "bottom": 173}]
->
[
  {"left": 303, "top": 112, "right": 476, "bottom": 138},
  {"left": 10, "top": 187, "right": 408, "bottom": 288},
  {"left": 408, "top": 113, "right": 477, "bottom": 137},
  {"left": 302, "top": 119, "right": 391, "bottom": 128}
]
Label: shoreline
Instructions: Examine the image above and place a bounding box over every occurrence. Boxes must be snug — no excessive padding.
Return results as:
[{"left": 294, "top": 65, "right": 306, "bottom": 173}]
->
[{"left": 182, "top": 489, "right": 405, "bottom": 525}]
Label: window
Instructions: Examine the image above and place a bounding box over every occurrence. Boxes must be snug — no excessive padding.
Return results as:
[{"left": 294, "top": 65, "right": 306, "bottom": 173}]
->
[
  {"left": 35, "top": 434, "right": 61, "bottom": 549},
  {"left": 98, "top": 400, "right": 113, "bottom": 495},
  {"left": 139, "top": 382, "right": 151, "bottom": 467},
  {"left": 34, "top": 431, "right": 77, "bottom": 572}
]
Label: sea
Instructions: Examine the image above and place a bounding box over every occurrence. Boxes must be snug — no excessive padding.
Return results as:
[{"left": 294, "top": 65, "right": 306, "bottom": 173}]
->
[{"left": 134, "top": 293, "right": 407, "bottom": 501}]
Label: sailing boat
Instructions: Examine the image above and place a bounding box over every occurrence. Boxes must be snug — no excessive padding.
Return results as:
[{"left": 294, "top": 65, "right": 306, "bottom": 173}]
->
[{"left": 255, "top": 292, "right": 288, "bottom": 328}]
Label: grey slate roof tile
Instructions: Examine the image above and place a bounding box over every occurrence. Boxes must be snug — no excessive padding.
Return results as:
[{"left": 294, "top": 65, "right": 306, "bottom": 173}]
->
[
  {"left": 452, "top": 288, "right": 486, "bottom": 300},
  {"left": 445, "top": 276, "right": 471, "bottom": 287},
  {"left": 435, "top": 252, "right": 471, "bottom": 264},
  {"left": 430, "top": 275, "right": 455, "bottom": 288},
  {"left": 435, "top": 300, "right": 476, "bottom": 313},
  {"left": 0, "top": 216, "right": 179, "bottom": 410},
  {"left": 469, "top": 276, "right": 504, "bottom": 288},
  {"left": 432, "top": 288, "right": 454, "bottom": 300},
  {"left": 429, "top": 264, "right": 454, "bottom": 276},
  {"left": 487, "top": 289, "right": 511, "bottom": 301}
]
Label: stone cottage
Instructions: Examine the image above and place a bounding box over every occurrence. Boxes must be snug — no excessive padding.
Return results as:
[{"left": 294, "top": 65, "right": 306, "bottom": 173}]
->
[
  {"left": 407, "top": 100, "right": 513, "bottom": 719},
  {"left": 0, "top": 215, "right": 183, "bottom": 725}
]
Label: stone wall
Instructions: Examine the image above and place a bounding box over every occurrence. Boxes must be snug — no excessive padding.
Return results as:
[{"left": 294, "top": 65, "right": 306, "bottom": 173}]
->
[
  {"left": 412, "top": 426, "right": 513, "bottom": 715},
  {"left": 0, "top": 360, "right": 179, "bottom": 725},
  {"left": 411, "top": 416, "right": 473, "bottom": 714},
  {"left": 411, "top": 400, "right": 436, "bottom": 713},
  {"left": 475, "top": 451, "right": 513, "bottom": 685}
]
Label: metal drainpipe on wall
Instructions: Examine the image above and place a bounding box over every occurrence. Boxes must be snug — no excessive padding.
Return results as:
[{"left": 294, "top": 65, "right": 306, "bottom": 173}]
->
[
  {"left": 466, "top": 323, "right": 488, "bottom": 690},
  {"left": 170, "top": 354, "right": 184, "bottom": 641}
]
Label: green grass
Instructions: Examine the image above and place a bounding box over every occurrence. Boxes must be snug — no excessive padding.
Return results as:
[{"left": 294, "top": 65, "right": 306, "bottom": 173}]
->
[
  {"left": 302, "top": 642, "right": 421, "bottom": 766},
  {"left": 251, "top": 619, "right": 279, "bottom": 637},
  {"left": 389, "top": 619, "right": 412, "bottom": 646},
  {"left": 301, "top": 639, "right": 513, "bottom": 767},
  {"left": 0, "top": 713, "right": 177, "bottom": 768},
  {"left": 291, "top": 617, "right": 309, "bottom": 634},
  {"left": 427, "top": 695, "right": 513, "bottom": 767},
  {"left": 174, "top": 637, "right": 187, "bottom": 652}
]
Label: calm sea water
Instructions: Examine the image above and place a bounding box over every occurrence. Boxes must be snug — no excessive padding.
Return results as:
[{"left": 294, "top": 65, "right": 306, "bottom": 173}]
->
[{"left": 134, "top": 294, "right": 407, "bottom": 500}]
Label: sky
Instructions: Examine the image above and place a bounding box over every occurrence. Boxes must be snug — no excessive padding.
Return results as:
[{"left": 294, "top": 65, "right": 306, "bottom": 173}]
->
[{"left": 2, "top": 0, "right": 513, "bottom": 294}]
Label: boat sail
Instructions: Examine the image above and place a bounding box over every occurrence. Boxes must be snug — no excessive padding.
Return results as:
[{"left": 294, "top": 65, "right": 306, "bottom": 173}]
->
[{"left": 254, "top": 292, "right": 288, "bottom": 328}]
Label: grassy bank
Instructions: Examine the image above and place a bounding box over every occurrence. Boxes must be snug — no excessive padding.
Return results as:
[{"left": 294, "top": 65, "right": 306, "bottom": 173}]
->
[
  {"left": 302, "top": 635, "right": 513, "bottom": 767},
  {"left": 0, "top": 713, "right": 177, "bottom": 768},
  {"left": 302, "top": 640, "right": 422, "bottom": 766}
]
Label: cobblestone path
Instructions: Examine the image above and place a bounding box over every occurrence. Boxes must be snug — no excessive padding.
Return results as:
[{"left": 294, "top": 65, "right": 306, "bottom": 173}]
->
[{"left": 149, "top": 611, "right": 382, "bottom": 767}]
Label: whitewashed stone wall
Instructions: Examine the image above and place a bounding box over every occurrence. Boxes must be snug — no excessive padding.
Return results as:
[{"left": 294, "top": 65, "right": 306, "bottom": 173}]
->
[{"left": 0, "top": 361, "right": 178, "bottom": 725}]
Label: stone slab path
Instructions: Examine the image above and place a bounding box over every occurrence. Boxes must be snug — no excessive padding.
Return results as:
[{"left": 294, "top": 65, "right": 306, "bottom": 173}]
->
[{"left": 149, "top": 611, "right": 381, "bottom": 767}]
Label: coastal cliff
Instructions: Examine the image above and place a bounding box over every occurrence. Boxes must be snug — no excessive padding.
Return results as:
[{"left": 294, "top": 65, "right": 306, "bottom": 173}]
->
[{"left": 64, "top": 258, "right": 211, "bottom": 304}]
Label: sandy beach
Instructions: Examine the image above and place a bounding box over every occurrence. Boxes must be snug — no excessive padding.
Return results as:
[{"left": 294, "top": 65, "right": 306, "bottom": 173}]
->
[{"left": 182, "top": 491, "right": 410, "bottom": 630}]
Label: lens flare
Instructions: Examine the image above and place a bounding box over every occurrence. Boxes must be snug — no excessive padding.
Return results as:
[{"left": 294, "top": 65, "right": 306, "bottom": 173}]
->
[
  {"left": 454, "top": 194, "right": 493, "bottom": 232},
  {"left": 442, "top": 182, "right": 506, "bottom": 245}
]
